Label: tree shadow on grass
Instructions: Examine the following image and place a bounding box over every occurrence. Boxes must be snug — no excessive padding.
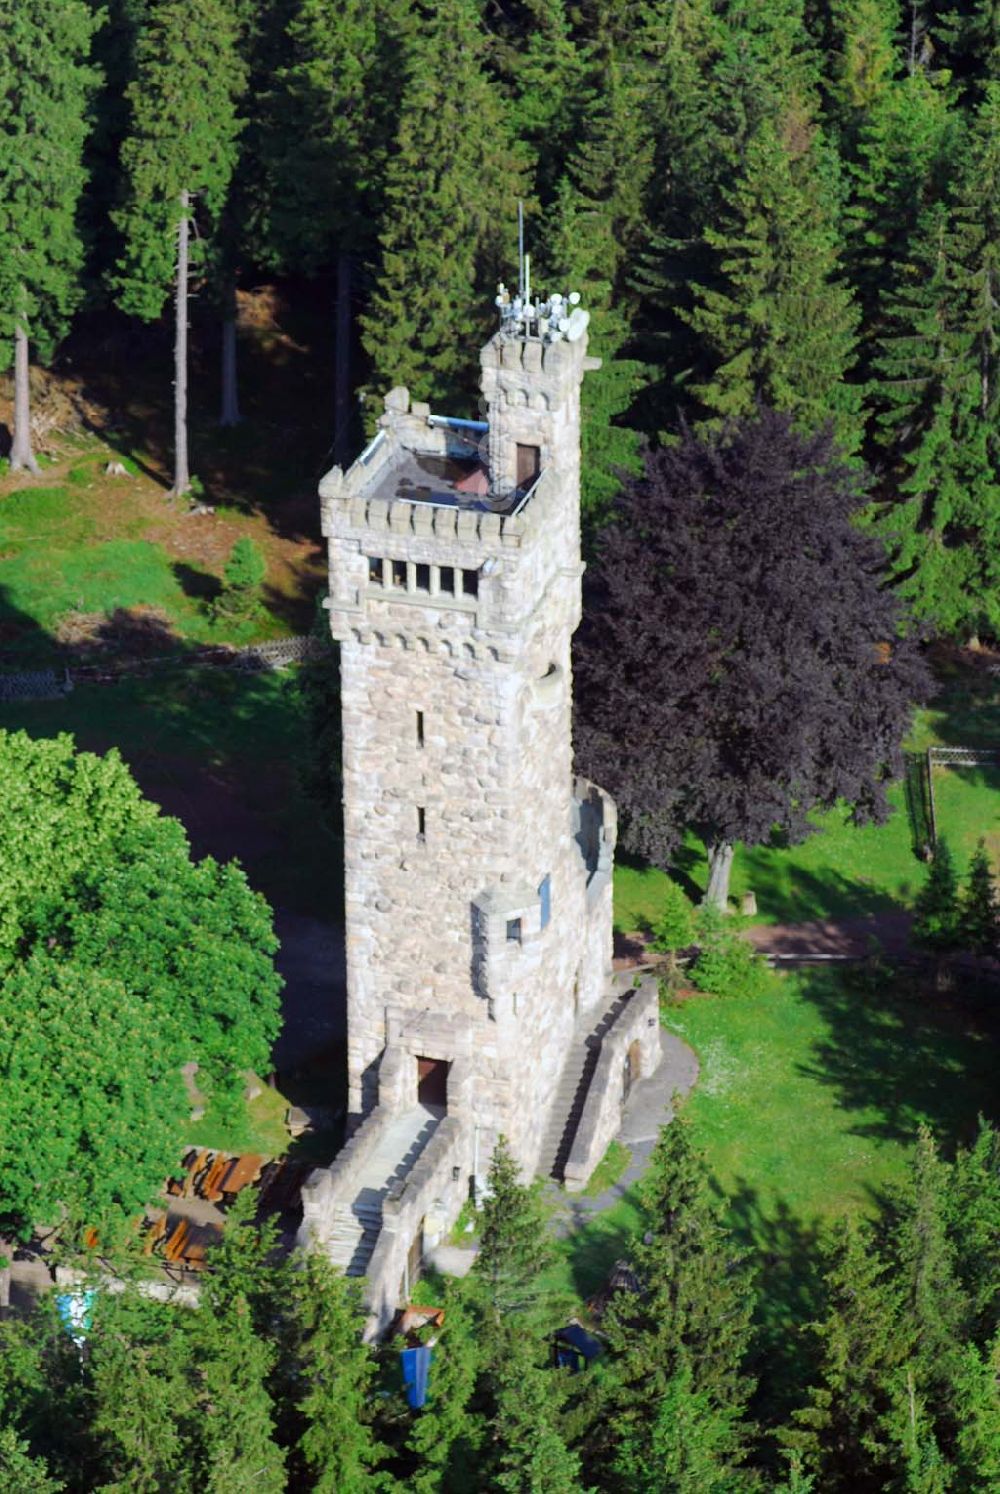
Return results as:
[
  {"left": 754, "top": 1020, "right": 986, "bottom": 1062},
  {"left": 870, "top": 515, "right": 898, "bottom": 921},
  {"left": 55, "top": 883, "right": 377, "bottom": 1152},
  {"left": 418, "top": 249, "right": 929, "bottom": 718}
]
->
[
  {"left": 715, "top": 1177, "right": 827, "bottom": 1440},
  {"left": 739, "top": 851, "right": 914, "bottom": 926},
  {"left": 794, "top": 965, "right": 999, "bottom": 1148},
  {"left": 172, "top": 560, "right": 222, "bottom": 607}
]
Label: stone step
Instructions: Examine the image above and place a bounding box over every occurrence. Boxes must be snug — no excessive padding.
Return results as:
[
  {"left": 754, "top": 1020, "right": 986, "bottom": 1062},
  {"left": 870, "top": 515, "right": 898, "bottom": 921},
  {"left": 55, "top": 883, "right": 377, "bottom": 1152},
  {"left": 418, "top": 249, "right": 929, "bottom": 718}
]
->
[{"left": 537, "top": 993, "right": 633, "bottom": 1183}]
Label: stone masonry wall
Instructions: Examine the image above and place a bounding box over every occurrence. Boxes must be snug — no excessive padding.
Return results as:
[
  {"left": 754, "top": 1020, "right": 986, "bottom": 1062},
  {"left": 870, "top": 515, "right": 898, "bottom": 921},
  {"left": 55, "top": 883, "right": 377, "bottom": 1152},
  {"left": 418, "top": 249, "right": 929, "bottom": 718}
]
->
[{"left": 320, "top": 322, "right": 616, "bottom": 1179}]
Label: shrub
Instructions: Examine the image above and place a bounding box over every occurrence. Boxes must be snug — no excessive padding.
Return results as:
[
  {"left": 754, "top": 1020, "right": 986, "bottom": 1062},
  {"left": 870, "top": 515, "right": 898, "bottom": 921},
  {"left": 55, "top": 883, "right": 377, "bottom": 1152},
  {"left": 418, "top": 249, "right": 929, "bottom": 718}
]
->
[
  {"left": 689, "top": 904, "right": 771, "bottom": 998},
  {"left": 650, "top": 879, "right": 696, "bottom": 956}
]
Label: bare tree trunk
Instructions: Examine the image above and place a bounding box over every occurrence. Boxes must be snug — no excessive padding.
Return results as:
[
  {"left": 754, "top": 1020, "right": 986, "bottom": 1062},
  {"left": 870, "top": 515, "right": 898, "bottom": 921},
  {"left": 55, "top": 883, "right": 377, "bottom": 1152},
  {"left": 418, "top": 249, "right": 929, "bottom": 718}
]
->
[
  {"left": 10, "top": 309, "right": 40, "bottom": 474},
  {"left": 0, "top": 1235, "right": 11, "bottom": 1310},
  {"left": 703, "top": 840, "right": 734, "bottom": 909},
  {"left": 334, "top": 249, "right": 351, "bottom": 464},
  {"left": 219, "top": 276, "right": 240, "bottom": 427},
  {"left": 172, "top": 190, "right": 191, "bottom": 497}
]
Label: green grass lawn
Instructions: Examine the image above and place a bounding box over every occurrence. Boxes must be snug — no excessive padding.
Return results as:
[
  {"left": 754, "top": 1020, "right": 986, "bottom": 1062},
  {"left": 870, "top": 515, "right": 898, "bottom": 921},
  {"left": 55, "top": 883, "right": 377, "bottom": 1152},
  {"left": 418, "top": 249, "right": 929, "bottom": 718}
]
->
[{"left": 614, "top": 673, "right": 1000, "bottom": 933}]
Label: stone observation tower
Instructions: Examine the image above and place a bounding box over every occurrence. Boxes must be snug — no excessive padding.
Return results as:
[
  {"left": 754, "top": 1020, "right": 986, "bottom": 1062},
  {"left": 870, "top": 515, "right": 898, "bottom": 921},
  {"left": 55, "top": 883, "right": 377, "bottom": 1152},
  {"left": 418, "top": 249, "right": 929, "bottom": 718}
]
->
[{"left": 299, "top": 288, "right": 662, "bottom": 1332}]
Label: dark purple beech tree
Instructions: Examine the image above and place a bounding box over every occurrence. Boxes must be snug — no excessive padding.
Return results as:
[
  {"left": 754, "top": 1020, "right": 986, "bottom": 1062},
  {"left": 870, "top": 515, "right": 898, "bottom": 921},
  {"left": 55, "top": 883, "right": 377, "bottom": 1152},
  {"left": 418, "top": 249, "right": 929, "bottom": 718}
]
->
[{"left": 574, "top": 409, "right": 933, "bottom": 907}]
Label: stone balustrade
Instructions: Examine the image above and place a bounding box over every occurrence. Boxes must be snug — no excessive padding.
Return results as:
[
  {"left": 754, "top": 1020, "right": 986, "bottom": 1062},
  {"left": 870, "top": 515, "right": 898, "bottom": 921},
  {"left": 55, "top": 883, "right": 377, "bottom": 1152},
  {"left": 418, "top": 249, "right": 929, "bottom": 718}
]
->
[
  {"left": 296, "top": 1105, "right": 390, "bottom": 1249},
  {"left": 363, "top": 1115, "right": 470, "bottom": 1337},
  {"left": 562, "top": 976, "right": 662, "bottom": 1193}
]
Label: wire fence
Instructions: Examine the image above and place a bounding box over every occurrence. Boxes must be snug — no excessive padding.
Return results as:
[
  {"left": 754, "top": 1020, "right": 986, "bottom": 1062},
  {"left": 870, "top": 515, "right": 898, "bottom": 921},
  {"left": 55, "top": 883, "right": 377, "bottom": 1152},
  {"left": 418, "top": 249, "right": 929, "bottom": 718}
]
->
[{"left": 903, "top": 745, "right": 1000, "bottom": 853}]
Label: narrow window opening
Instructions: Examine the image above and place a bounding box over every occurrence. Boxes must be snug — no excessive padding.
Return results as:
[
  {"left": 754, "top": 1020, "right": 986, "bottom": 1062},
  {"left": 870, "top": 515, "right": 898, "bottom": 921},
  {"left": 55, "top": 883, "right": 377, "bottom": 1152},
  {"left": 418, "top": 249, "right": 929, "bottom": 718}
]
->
[
  {"left": 415, "top": 562, "right": 431, "bottom": 591},
  {"left": 392, "top": 559, "right": 407, "bottom": 588},
  {"left": 368, "top": 556, "right": 383, "bottom": 584},
  {"left": 417, "top": 805, "right": 426, "bottom": 841},
  {"left": 506, "top": 917, "right": 522, "bottom": 944},
  {"left": 512, "top": 991, "right": 519, "bottom": 1016},
  {"left": 462, "top": 568, "right": 479, "bottom": 597},
  {"left": 439, "top": 566, "right": 455, "bottom": 595},
  {"left": 416, "top": 710, "right": 425, "bottom": 747},
  {"left": 539, "top": 874, "right": 552, "bottom": 929}
]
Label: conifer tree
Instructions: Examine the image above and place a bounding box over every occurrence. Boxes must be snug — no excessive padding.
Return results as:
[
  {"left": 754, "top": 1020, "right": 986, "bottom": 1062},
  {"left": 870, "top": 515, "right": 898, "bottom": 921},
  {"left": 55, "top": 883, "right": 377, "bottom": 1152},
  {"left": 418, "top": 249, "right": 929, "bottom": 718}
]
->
[
  {"left": 0, "top": 1429, "right": 63, "bottom": 1494},
  {"left": 947, "top": 1118, "right": 1000, "bottom": 1340},
  {"left": 0, "top": 0, "right": 97, "bottom": 473},
  {"left": 184, "top": 1243, "right": 286, "bottom": 1494},
  {"left": 597, "top": 1115, "right": 757, "bottom": 1490},
  {"left": 890, "top": 1127, "right": 969, "bottom": 1378},
  {"left": 113, "top": 0, "right": 244, "bottom": 496},
  {"left": 786, "top": 1219, "right": 909, "bottom": 1490},
  {"left": 911, "top": 837, "right": 961, "bottom": 951},
  {"left": 259, "top": 0, "right": 399, "bottom": 458},
  {"left": 403, "top": 1280, "right": 484, "bottom": 1492},
  {"left": 870, "top": 87, "right": 1000, "bottom": 638},
  {"left": 844, "top": 66, "right": 957, "bottom": 374},
  {"left": 88, "top": 1298, "right": 189, "bottom": 1492},
  {"left": 289, "top": 1253, "right": 384, "bottom": 1494},
  {"left": 486, "top": 1323, "right": 582, "bottom": 1494},
  {"left": 828, "top": 0, "right": 902, "bottom": 123},
  {"left": 360, "top": 0, "right": 529, "bottom": 408},
  {"left": 490, "top": 0, "right": 588, "bottom": 207},
  {"left": 883, "top": 1367, "right": 950, "bottom": 1494},
  {"left": 958, "top": 839, "right": 1000, "bottom": 953},
  {"left": 950, "top": 1332, "right": 1000, "bottom": 1489},
  {"left": 546, "top": 52, "right": 650, "bottom": 525},
  {"left": 682, "top": 113, "right": 861, "bottom": 450},
  {"left": 635, "top": 0, "right": 819, "bottom": 422},
  {"left": 473, "top": 1135, "right": 553, "bottom": 1317}
]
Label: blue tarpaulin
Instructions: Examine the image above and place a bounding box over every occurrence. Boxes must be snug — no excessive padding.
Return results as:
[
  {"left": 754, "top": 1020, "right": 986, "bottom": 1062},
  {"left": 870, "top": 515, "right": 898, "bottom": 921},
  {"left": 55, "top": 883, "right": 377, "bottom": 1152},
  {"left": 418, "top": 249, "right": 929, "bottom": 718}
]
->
[
  {"left": 553, "top": 1322, "right": 603, "bottom": 1373},
  {"left": 401, "top": 1345, "right": 433, "bottom": 1409}
]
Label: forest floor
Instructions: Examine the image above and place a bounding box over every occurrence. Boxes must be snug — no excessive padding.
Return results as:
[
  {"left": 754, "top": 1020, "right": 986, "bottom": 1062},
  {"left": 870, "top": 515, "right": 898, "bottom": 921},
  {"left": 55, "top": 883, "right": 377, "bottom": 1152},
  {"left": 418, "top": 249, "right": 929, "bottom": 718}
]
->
[{"left": 0, "top": 283, "right": 336, "bottom": 665}]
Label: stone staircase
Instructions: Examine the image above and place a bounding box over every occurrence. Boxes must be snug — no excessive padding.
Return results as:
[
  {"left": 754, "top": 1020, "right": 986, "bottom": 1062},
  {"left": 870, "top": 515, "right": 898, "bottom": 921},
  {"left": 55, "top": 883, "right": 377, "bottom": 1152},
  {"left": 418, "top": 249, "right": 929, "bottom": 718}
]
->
[
  {"left": 537, "top": 991, "right": 631, "bottom": 1181},
  {"left": 326, "top": 1104, "right": 442, "bottom": 1276}
]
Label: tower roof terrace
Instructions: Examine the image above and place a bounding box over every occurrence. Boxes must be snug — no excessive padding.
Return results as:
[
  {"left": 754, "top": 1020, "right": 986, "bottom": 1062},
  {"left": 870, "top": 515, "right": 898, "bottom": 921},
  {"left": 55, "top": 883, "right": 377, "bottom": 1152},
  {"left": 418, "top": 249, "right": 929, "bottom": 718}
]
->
[{"left": 350, "top": 416, "right": 539, "bottom": 518}]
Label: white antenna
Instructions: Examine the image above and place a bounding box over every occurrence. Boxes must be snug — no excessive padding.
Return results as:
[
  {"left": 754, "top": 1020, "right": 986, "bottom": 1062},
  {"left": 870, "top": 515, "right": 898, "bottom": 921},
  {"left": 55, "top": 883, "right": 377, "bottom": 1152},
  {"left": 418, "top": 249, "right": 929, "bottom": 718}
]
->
[{"left": 518, "top": 200, "right": 525, "bottom": 299}]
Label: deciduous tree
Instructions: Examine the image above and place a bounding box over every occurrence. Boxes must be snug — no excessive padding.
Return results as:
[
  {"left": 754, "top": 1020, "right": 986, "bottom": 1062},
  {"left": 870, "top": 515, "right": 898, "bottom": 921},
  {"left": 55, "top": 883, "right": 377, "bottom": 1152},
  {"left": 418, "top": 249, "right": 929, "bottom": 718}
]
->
[
  {"left": 0, "top": 956, "right": 187, "bottom": 1244},
  {"left": 574, "top": 412, "right": 931, "bottom": 906}
]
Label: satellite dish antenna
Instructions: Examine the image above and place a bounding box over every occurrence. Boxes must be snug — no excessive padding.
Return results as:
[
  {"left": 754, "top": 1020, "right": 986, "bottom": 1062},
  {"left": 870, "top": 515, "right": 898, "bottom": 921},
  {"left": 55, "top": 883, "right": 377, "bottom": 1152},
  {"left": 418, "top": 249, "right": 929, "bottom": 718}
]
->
[{"left": 565, "top": 307, "right": 590, "bottom": 342}]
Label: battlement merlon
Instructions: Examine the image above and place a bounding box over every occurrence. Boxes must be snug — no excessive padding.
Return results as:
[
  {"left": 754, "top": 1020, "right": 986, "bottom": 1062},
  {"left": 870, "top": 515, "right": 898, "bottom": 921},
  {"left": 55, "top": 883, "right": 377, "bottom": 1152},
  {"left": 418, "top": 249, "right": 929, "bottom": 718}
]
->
[{"left": 318, "top": 305, "right": 599, "bottom": 641}]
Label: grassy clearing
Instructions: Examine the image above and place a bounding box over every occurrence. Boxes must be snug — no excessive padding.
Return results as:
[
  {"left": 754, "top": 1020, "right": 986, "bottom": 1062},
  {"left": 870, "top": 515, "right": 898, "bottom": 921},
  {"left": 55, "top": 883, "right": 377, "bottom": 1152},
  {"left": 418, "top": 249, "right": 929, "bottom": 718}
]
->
[
  {"left": 613, "top": 672, "right": 1000, "bottom": 933},
  {"left": 0, "top": 436, "right": 322, "bottom": 664}
]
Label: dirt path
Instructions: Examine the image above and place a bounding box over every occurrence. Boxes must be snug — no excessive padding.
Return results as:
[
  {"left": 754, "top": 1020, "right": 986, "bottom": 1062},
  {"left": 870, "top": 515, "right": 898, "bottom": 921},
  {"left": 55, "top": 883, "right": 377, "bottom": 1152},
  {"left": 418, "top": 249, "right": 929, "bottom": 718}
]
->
[
  {"left": 746, "top": 911, "right": 913, "bottom": 960},
  {"left": 614, "top": 909, "right": 914, "bottom": 969}
]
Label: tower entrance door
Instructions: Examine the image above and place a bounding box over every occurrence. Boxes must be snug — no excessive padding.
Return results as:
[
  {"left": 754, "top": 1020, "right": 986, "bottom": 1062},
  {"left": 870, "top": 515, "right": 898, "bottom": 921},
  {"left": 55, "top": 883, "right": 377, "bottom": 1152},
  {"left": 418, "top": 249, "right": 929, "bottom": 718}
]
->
[{"left": 417, "top": 1056, "right": 449, "bottom": 1109}]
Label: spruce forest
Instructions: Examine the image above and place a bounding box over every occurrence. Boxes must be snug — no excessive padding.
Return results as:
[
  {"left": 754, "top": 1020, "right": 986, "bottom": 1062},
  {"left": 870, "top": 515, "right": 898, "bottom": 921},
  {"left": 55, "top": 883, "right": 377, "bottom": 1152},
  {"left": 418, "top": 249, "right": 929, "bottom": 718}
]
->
[
  {"left": 2, "top": 2, "right": 1000, "bottom": 1492},
  {"left": 4, "top": 0, "right": 1000, "bottom": 647}
]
